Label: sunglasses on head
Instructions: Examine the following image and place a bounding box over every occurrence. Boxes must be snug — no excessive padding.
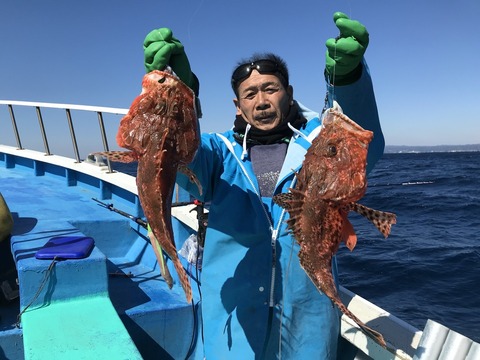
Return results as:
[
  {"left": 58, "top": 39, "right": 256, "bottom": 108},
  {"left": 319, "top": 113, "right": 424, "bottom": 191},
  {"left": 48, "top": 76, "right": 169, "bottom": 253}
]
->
[{"left": 231, "top": 59, "right": 288, "bottom": 88}]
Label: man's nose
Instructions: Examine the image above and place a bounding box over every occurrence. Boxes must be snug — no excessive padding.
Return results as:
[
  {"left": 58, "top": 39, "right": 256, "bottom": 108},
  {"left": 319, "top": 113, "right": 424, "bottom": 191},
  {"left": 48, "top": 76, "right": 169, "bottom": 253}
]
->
[{"left": 256, "top": 93, "right": 269, "bottom": 109}]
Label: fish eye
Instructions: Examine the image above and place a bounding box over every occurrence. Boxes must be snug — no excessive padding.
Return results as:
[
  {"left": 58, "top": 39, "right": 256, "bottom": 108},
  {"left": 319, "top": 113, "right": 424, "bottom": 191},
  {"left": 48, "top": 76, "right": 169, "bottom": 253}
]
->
[
  {"left": 327, "top": 145, "right": 337, "bottom": 156},
  {"left": 158, "top": 77, "right": 166, "bottom": 84}
]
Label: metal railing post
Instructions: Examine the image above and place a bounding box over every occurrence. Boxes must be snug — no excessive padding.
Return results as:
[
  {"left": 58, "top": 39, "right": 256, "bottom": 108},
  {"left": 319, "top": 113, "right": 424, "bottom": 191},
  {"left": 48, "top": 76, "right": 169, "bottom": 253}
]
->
[
  {"left": 35, "top": 106, "right": 51, "bottom": 155},
  {"left": 65, "top": 109, "right": 81, "bottom": 163},
  {"left": 7, "top": 105, "right": 23, "bottom": 150},
  {"left": 97, "top": 111, "right": 113, "bottom": 173}
]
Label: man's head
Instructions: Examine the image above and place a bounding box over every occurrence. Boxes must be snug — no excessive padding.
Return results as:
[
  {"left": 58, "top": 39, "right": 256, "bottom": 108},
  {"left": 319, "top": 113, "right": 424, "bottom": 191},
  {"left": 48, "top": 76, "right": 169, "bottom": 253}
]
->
[{"left": 232, "top": 53, "right": 294, "bottom": 131}]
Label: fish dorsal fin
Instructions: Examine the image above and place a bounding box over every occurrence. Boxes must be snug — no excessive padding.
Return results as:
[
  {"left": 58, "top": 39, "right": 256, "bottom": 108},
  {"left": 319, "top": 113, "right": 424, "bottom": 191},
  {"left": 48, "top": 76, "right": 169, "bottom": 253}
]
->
[{"left": 351, "top": 202, "right": 397, "bottom": 238}]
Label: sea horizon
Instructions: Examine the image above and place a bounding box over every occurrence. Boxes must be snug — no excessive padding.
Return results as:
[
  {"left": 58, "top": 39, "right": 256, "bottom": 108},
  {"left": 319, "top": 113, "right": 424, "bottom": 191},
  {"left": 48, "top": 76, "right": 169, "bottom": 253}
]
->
[{"left": 384, "top": 143, "right": 480, "bottom": 154}]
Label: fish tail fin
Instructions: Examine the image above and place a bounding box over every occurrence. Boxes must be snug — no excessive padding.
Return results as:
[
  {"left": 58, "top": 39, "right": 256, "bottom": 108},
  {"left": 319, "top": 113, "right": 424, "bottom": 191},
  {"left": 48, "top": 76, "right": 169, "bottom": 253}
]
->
[
  {"left": 307, "top": 261, "right": 387, "bottom": 348},
  {"left": 148, "top": 227, "right": 193, "bottom": 303},
  {"left": 351, "top": 203, "right": 397, "bottom": 238},
  {"left": 172, "top": 257, "right": 193, "bottom": 303},
  {"left": 335, "top": 300, "right": 387, "bottom": 348}
]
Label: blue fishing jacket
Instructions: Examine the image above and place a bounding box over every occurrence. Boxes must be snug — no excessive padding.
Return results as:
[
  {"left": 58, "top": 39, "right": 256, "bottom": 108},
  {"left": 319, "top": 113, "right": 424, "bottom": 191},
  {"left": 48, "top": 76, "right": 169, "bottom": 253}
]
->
[{"left": 177, "top": 60, "right": 384, "bottom": 360}]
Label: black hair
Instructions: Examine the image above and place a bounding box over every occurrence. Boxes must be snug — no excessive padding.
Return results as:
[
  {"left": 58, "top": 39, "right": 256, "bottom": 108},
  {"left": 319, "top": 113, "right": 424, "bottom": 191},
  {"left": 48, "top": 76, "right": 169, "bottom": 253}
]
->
[{"left": 231, "top": 52, "right": 289, "bottom": 96}]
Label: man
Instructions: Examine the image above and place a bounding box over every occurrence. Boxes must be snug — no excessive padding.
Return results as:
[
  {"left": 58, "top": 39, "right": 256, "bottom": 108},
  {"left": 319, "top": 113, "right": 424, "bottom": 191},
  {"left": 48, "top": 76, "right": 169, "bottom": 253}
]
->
[
  {"left": 0, "top": 192, "right": 17, "bottom": 304},
  {"left": 144, "top": 12, "right": 384, "bottom": 359}
]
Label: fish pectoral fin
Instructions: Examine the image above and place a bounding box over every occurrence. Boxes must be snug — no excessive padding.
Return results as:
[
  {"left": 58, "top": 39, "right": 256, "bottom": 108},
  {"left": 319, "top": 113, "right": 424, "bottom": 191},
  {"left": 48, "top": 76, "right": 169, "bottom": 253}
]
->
[
  {"left": 179, "top": 165, "right": 203, "bottom": 196},
  {"left": 273, "top": 193, "right": 293, "bottom": 209},
  {"left": 93, "top": 151, "right": 138, "bottom": 163},
  {"left": 360, "top": 323, "right": 387, "bottom": 348},
  {"left": 351, "top": 203, "right": 397, "bottom": 238},
  {"left": 342, "top": 218, "right": 357, "bottom": 251},
  {"left": 273, "top": 188, "right": 305, "bottom": 210}
]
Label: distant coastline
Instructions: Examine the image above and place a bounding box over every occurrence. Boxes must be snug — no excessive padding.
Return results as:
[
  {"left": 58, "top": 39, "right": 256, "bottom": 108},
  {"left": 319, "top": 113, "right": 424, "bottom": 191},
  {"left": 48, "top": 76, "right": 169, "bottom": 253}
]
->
[{"left": 385, "top": 144, "right": 480, "bottom": 154}]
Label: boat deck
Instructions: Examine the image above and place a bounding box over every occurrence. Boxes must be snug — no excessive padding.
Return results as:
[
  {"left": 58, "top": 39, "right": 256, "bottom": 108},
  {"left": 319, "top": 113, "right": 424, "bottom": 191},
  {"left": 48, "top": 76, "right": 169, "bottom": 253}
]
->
[{"left": 0, "top": 150, "right": 200, "bottom": 359}]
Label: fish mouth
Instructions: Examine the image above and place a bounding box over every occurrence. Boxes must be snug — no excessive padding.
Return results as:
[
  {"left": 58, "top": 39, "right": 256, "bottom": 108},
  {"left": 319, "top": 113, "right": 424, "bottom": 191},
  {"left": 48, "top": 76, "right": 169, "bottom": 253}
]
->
[
  {"left": 162, "top": 66, "right": 175, "bottom": 76},
  {"left": 323, "top": 108, "right": 373, "bottom": 145},
  {"left": 160, "top": 66, "right": 181, "bottom": 81}
]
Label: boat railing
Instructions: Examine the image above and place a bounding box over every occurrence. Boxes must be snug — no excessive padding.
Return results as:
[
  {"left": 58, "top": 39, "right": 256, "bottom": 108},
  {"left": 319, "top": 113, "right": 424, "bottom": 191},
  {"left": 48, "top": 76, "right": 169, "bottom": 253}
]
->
[{"left": 0, "top": 100, "right": 128, "bottom": 173}]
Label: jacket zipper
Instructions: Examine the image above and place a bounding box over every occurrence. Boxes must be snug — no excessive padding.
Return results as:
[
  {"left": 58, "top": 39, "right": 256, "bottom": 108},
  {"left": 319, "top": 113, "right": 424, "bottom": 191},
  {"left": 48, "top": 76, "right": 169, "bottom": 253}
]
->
[{"left": 216, "top": 134, "right": 284, "bottom": 307}]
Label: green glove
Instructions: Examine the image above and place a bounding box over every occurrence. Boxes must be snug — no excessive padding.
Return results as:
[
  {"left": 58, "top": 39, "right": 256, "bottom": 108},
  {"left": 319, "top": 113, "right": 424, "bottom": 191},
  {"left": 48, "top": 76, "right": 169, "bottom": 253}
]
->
[
  {"left": 144, "top": 28, "right": 199, "bottom": 96},
  {"left": 325, "top": 12, "right": 369, "bottom": 85}
]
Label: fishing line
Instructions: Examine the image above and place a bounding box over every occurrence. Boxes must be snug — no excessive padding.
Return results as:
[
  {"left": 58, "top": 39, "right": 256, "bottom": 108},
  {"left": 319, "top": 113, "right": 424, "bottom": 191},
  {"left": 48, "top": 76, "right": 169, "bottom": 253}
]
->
[
  {"left": 279, "top": 10, "right": 348, "bottom": 355},
  {"left": 187, "top": 0, "right": 205, "bottom": 42},
  {"left": 369, "top": 180, "right": 434, "bottom": 188},
  {"left": 184, "top": 236, "right": 204, "bottom": 360},
  {"left": 323, "top": 31, "right": 339, "bottom": 114},
  {"left": 332, "top": 38, "right": 338, "bottom": 91},
  {"left": 184, "top": 201, "right": 206, "bottom": 360},
  {"left": 16, "top": 257, "right": 58, "bottom": 328},
  {"left": 278, "top": 24, "right": 344, "bottom": 346}
]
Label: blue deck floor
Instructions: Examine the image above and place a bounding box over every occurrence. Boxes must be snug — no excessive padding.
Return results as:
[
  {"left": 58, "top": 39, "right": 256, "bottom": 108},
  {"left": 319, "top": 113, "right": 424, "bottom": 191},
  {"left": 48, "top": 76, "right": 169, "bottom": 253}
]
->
[{"left": 0, "top": 153, "right": 201, "bottom": 359}]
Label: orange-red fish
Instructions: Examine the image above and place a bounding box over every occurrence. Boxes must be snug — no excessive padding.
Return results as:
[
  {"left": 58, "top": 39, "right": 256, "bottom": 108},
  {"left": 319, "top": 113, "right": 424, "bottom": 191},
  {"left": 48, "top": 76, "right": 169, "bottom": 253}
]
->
[
  {"left": 100, "top": 69, "right": 201, "bottom": 303},
  {"left": 274, "top": 102, "right": 396, "bottom": 348}
]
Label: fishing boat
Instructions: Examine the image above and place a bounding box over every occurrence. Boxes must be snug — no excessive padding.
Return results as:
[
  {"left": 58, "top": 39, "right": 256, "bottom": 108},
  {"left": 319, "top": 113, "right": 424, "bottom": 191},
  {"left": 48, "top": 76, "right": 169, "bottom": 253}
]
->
[{"left": 0, "top": 100, "right": 478, "bottom": 360}]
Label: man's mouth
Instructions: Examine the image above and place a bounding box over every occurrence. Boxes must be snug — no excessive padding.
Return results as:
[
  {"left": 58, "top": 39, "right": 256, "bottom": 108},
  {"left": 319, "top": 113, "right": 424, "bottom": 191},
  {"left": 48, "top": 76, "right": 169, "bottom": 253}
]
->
[{"left": 254, "top": 112, "right": 276, "bottom": 123}]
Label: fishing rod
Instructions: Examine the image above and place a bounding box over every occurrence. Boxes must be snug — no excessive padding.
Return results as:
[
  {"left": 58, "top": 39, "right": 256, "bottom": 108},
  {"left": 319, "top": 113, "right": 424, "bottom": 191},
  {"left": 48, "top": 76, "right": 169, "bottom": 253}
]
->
[
  {"left": 92, "top": 197, "right": 172, "bottom": 287},
  {"left": 91, "top": 198, "right": 208, "bottom": 245},
  {"left": 92, "top": 196, "right": 207, "bottom": 279},
  {"left": 172, "top": 199, "right": 208, "bottom": 247},
  {"left": 92, "top": 198, "right": 148, "bottom": 229}
]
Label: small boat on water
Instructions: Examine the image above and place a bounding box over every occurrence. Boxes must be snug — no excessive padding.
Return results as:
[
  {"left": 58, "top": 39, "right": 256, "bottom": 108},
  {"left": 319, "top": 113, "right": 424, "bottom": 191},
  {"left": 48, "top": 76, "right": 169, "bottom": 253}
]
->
[{"left": 0, "top": 100, "right": 478, "bottom": 360}]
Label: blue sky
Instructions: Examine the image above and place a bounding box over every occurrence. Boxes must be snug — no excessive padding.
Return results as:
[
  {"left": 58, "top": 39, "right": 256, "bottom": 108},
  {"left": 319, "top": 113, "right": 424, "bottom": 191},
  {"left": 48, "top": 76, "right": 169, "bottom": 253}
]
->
[{"left": 1, "top": 0, "right": 479, "bottom": 155}]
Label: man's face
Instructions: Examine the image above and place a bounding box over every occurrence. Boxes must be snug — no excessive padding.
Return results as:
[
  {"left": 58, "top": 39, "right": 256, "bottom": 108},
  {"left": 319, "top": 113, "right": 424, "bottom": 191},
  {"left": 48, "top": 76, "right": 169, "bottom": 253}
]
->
[{"left": 234, "top": 70, "right": 293, "bottom": 131}]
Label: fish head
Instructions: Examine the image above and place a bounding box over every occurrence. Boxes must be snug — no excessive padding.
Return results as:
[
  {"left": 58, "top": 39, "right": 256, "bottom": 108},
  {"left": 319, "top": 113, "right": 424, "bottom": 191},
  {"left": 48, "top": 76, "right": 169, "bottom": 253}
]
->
[
  {"left": 140, "top": 68, "right": 191, "bottom": 95},
  {"left": 303, "top": 107, "right": 373, "bottom": 202},
  {"left": 116, "top": 69, "right": 198, "bottom": 158}
]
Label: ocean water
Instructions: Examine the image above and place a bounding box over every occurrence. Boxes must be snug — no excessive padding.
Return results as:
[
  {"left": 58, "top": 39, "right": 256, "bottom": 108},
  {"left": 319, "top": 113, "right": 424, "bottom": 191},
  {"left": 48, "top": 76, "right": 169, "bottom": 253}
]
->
[
  {"left": 113, "top": 151, "right": 480, "bottom": 341},
  {"left": 337, "top": 151, "right": 480, "bottom": 342}
]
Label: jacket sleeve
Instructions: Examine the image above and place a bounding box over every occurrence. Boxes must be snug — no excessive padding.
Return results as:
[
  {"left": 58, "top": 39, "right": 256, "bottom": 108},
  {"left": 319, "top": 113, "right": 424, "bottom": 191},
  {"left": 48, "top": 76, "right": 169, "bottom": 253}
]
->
[{"left": 326, "top": 59, "right": 385, "bottom": 174}]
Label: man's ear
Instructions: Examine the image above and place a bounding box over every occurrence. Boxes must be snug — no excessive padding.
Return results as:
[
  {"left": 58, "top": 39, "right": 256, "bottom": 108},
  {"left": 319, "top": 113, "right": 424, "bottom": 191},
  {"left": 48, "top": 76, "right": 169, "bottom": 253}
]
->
[
  {"left": 287, "top": 85, "right": 294, "bottom": 105},
  {"left": 233, "top": 98, "right": 242, "bottom": 116}
]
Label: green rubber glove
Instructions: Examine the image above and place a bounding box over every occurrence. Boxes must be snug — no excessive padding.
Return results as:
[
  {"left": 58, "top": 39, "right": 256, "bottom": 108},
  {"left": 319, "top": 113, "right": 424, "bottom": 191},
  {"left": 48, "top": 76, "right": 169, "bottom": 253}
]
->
[
  {"left": 144, "top": 28, "right": 199, "bottom": 96},
  {"left": 325, "top": 12, "right": 369, "bottom": 85}
]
